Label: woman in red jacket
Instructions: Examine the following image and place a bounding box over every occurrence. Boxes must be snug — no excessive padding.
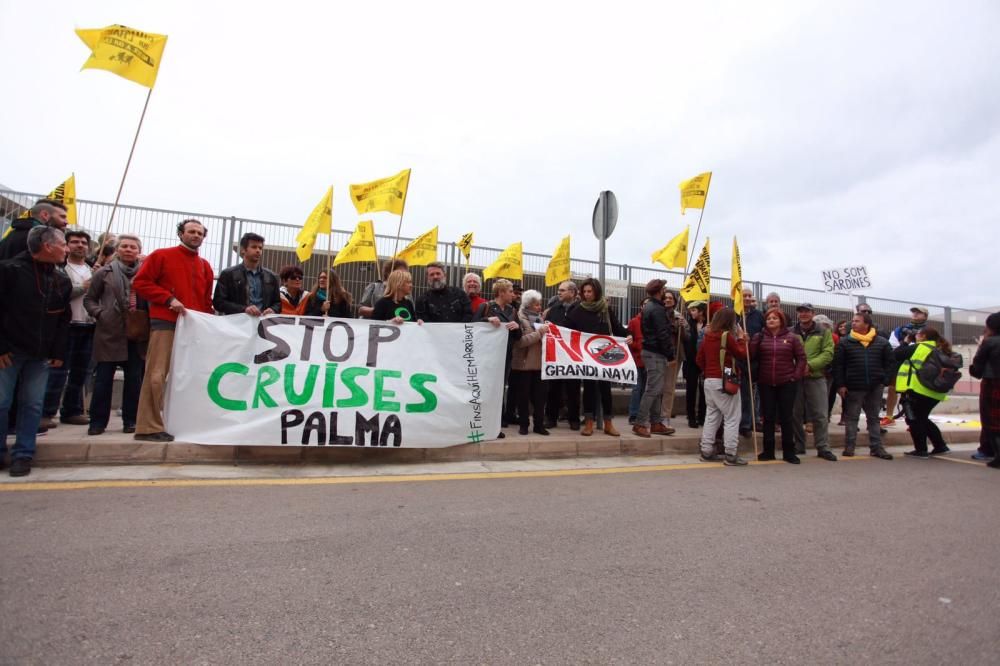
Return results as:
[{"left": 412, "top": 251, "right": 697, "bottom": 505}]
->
[
  {"left": 750, "top": 308, "right": 808, "bottom": 463},
  {"left": 696, "top": 307, "right": 749, "bottom": 465}
]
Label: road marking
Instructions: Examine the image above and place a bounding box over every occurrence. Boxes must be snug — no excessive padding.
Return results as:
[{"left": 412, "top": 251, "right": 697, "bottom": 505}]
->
[
  {"left": 0, "top": 456, "right": 871, "bottom": 493},
  {"left": 929, "top": 455, "right": 990, "bottom": 467}
]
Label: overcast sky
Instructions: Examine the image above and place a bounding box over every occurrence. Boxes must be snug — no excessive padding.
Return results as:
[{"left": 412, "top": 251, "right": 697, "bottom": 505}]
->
[{"left": 2, "top": 0, "right": 998, "bottom": 309}]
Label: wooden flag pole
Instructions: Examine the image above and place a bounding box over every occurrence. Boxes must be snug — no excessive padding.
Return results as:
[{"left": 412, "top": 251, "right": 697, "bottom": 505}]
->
[
  {"left": 667, "top": 203, "right": 709, "bottom": 429},
  {"left": 741, "top": 312, "right": 760, "bottom": 458},
  {"left": 102, "top": 87, "right": 154, "bottom": 246},
  {"left": 390, "top": 173, "right": 411, "bottom": 260}
]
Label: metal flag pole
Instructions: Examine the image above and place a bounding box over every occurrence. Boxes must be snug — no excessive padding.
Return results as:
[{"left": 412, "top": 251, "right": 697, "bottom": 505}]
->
[
  {"left": 391, "top": 172, "right": 411, "bottom": 260},
  {"left": 326, "top": 186, "right": 334, "bottom": 307}
]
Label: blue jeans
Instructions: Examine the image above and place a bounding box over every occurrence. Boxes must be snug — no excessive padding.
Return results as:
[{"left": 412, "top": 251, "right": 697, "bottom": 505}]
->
[
  {"left": 628, "top": 367, "right": 647, "bottom": 420},
  {"left": 43, "top": 325, "right": 94, "bottom": 418},
  {"left": 89, "top": 345, "right": 146, "bottom": 430},
  {"left": 0, "top": 355, "right": 51, "bottom": 461}
]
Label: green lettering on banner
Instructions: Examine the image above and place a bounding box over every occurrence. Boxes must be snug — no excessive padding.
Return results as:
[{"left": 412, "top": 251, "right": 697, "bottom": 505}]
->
[
  {"left": 337, "top": 367, "right": 370, "bottom": 408},
  {"left": 284, "top": 364, "right": 320, "bottom": 406},
  {"left": 253, "top": 366, "right": 281, "bottom": 408},
  {"left": 207, "top": 362, "right": 249, "bottom": 411},
  {"left": 406, "top": 373, "right": 438, "bottom": 413},
  {"left": 322, "top": 363, "right": 338, "bottom": 407},
  {"left": 373, "top": 369, "right": 402, "bottom": 412}
]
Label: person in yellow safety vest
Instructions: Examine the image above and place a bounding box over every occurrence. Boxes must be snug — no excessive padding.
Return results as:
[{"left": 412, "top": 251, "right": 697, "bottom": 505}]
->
[{"left": 894, "top": 327, "right": 952, "bottom": 458}]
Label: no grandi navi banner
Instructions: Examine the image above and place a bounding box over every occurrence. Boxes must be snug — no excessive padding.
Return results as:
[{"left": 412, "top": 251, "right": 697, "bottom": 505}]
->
[{"left": 165, "top": 312, "right": 507, "bottom": 447}]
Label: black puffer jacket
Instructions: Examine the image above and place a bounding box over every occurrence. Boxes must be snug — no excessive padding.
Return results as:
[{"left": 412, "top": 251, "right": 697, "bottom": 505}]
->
[
  {"left": 833, "top": 332, "right": 894, "bottom": 390},
  {"left": 0, "top": 218, "right": 41, "bottom": 261},
  {"left": 416, "top": 285, "right": 472, "bottom": 323},
  {"left": 640, "top": 299, "right": 675, "bottom": 360},
  {"left": 565, "top": 303, "right": 627, "bottom": 337},
  {"left": 970, "top": 335, "right": 1000, "bottom": 380},
  {"left": 0, "top": 251, "right": 72, "bottom": 359}
]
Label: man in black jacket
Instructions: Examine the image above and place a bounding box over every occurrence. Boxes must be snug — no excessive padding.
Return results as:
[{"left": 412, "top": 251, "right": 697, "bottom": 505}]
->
[
  {"left": 415, "top": 262, "right": 472, "bottom": 323},
  {"left": 0, "top": 227, "right": 72, "bottom": 477},
  {"left": 0, "top": 200, "right": 69, "bottom": 261},
  {"left": 542, "top": 280, "right": 581, "bottom": 430},
  {"left": 213, "top": 233, "right": 281, "bottom": 316},
  {"left": 634, "top": 279, "right": 676, "bottom": 437},
  {"left": 833, "top": 312, "right": 894, "bottom": 459}
]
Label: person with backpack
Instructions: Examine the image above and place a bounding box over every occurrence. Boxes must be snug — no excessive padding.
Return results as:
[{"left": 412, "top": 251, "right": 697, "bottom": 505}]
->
[
  {"left": 894, "top": 328, "right": 962, "bottom": 458},
  {"left": 970, "top": 312, "right": 1000, "bottom": 468},
  {"left": 696, "top": 307, "right": 749, "bottom": 466}
]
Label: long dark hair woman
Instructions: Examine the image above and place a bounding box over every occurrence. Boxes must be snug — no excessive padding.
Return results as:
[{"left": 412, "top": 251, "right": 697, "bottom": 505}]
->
[
  {"left": 896, "top": 327, "right": 959, "bottom": 458},
  {"left": 695, "top": 307, "right": 749, "bottom": 465},
  {"left": 565, "top": 277, "right": 631, "bottom": 437},
  {"left": 306, "top": 270, "right": 353, "bottom": 318},
  {"left": 683, "top": 301, "right": 709, "bottom": 428},
  {"left": 970, "top": 312, "right": 1000, "bottom": 467}
]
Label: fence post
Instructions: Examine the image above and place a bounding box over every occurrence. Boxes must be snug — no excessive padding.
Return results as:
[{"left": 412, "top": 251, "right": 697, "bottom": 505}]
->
[
  {"left": 944, "top": 306, "right": 953, "bottom": 340},
  {"left": 624, "top": 264, "right": 632, "bottom": 319}
]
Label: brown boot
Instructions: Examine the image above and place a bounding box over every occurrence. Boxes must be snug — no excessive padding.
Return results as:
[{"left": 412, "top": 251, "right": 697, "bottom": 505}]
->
[
  {"left": 632, "top": 424, "right": 651, "bottom": 438},
  {"left": 603, "top": 420, "right": 620, "bottom": 437},
  {"left": 581, "top": 419, "right": 595, "bottom": 436},
  {"left": 651, "top": 423, "right": 675, "bottom": 436}
]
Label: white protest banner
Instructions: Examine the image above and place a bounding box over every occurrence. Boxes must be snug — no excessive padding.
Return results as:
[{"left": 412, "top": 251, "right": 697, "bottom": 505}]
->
[
  {"left": 164, "top": 312, "right": 507, "bottom": 447},
  {"left": 541, "top": 324, "right": 638, "bottom": 385},
  {"left": 821, "top": 265, "right": 872, "bottom": 293}
]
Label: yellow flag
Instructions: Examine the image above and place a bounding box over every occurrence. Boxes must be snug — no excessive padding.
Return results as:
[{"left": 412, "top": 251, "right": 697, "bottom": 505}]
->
[
  {"left": 679, "top": 239, "right": 711, "bottom": 302},
  {"left": 19, "top": 175, "right": 77, "bottom": 225},
  {"left": 396, "top": 226, "right": 438, "bottom": 266},
  {"left": 294, "top": 186, "right": 333, "bottom": 262},
  {"left": 483, "top": 242, "right": 523, "bottom": 280},
  {"left": 680, "top": 172, "right": 712, "bottom": 214},
  {"left": 731, "top": 237, "right": 744, "bottom": 316},
  {"left": 350, "top": 169, "right": 410, "bottom": 215},
  {"left": 334, "top": 221, "right": 378, "bottom": 266},
  {"left": 545, "top": 236, "right": 571, "bottom": 287},
  {"left": 457, "top": 232, "right": 474, "bottom": 261},
  {"left": 651, "top": 226, "right": 688, "bottom": 270},
  {"left": 76, "top": 25, "right": 168, "bottom": 89}
]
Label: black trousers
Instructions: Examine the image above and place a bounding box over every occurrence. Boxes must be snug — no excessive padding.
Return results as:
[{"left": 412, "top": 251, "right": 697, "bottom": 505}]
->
[
  {"left": 759, "top": 382, "right": 799, "bottom": 458},
  {"left": 902, "top": 391, "right": 946, "bottom": 453},
  {"left": 582, "top": 380, "right": 613, "bottom": 420},
  {"left": 545, "top": 379, "right": 581, "bottom": 426},
  {"left": 512, "top": 370, "right": 547, "bottom": 428},
  {"left": 683, "top": 363, "right": 706, "bottom": 426}
]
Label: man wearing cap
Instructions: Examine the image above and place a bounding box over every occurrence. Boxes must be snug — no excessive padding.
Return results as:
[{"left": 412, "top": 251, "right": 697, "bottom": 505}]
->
[
  {"left": 792, "top": 303, "right": 838, "bottom": 461},
  {"left": 881, "top": 306, "right": 930, "bottom": 427}
]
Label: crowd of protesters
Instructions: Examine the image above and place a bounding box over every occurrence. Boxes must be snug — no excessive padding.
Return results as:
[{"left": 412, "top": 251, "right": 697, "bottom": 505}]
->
[{"left": 2, "top": 203, "right": 998, "bottom": 477}]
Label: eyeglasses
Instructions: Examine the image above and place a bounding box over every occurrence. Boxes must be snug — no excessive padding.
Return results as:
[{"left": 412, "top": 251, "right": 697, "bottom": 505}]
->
[
  {"left": 289, "top": 276, "right": 303, "bottom": 281},
  {"left": 858, "top": 309, "right": 871, "bottom": 314}
]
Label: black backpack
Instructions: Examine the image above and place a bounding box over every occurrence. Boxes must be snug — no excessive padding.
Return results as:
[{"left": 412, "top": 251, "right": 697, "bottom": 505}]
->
[{"left": 915, "top": 346, "right": 963, "bottom": 393}]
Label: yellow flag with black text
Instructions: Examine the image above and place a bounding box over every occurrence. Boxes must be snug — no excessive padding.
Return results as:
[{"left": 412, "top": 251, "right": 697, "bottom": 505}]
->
[
  {"left": 483, "top": 242, "right": 523, "bottom": 280},
  {"left": 680, "top": 172, "right": 712, "bottom": 214},
  {"left": 76, "top": 25, "right": 168, "bottom": 89},
  {"left": 545, "top": 236, "right": 571, "bottom": 287},
  {"left": 731, "top": 237, "right": 744, "bottom": 316},
  {"left": 350, "top": 169, "right": 410, "bottom": 215},
  {"left": 294, "top": 186, "right": 333, "bottom": 262},
  {"left": 679, "top": 239, "right": 711, "bottom": 302},
  {"left": 651, "top": 226, "right": 688, "bottom": 269},
  {"left": 19, "top": 175, "right": 77, "bottom": 225},
  {"left": 396, "top": 226, "right": 438, "bottom": 266},
  {"left": 334, "top": 220, "right": 378, "bottom": 266},
  {"left": 457, "top": 232, "right": 474, "bottom": 262}
]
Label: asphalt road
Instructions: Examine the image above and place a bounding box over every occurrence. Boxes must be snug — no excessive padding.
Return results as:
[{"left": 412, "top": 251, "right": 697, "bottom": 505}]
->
[{"left": 2, "top": 457, "right": 998, "bottom": 664}]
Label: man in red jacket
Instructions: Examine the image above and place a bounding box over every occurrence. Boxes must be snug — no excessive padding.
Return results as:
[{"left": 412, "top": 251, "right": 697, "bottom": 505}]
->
[{"left": 132, "top": 220, "right": 214, "bottom": 441}]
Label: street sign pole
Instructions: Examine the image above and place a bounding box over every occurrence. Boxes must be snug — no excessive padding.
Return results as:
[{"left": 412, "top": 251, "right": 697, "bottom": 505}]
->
[{"left": 592, "top": 190, "right": 618, "bottom": 288}]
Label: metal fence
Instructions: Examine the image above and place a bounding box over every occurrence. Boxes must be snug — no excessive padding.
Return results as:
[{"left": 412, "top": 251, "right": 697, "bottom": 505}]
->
[{"left": 2, "top": 188, "right": 994, "bottom": 343}]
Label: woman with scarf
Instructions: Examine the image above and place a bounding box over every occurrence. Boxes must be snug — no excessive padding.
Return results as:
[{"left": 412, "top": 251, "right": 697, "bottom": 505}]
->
[
  {"left": 970, "top": 312, "right": 1000, "bottom": 468},
  {"left": 306, "top": 270, "right": 353, "bottom": 318},
  {"left": 566, "top": 278, "right": 631, "bottom": 436},
  {"left": 83, "top": 234, "right": 148, "bottom": 436},
  {"left": 511, "top": 289, "right": 550, "bottom": 436}
]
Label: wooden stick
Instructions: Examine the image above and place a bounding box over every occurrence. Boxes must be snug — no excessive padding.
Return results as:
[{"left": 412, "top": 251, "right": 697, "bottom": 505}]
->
[
  {"left": 742, "top": 312, "right": 760, "bottom": 458},
  {"left": 390, "top": 172, "right": 410, "bottom": 260},
  {"left": 101, "top": 87, "right": 154, "bottom": 251}
]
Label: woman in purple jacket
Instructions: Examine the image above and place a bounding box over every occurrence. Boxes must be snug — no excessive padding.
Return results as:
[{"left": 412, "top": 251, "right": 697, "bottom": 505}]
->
[{"left": 751, "top": 308, "right": 808, "bottom": 463}]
